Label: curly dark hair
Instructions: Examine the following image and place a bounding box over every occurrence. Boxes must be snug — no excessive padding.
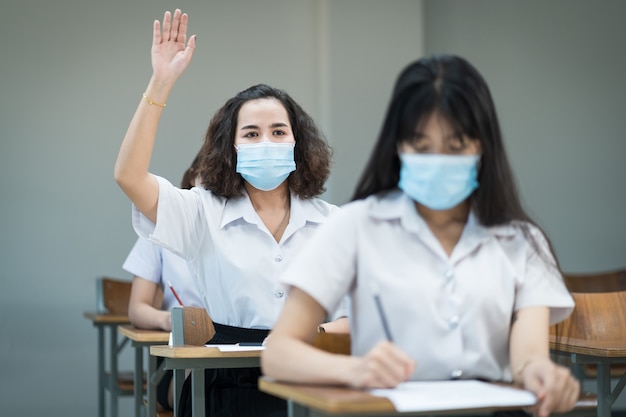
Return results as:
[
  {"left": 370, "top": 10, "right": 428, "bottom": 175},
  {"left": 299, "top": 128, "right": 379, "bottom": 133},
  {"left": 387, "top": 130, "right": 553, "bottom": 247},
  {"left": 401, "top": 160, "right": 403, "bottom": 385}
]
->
[{"left": 196, "top": 84, "right": 332, "bottom": 199}]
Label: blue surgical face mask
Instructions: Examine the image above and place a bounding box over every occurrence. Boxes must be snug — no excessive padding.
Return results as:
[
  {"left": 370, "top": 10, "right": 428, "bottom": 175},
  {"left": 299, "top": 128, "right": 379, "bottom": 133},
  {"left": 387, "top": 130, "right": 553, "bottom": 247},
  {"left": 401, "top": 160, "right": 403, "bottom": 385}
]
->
[
  {"left": 398, "top": 153, "right": 480, "bottom": 210},
  {"left": 235, "top": 142, "right": 296, "bottom": 191}
]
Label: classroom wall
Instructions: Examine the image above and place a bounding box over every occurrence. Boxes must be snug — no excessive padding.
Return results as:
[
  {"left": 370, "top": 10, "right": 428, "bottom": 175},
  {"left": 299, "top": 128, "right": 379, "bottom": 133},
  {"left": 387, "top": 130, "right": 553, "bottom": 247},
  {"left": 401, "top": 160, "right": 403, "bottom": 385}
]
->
[
  {"left": 424, "top": 0, "right": 626, "bottom": 273},
  {"left": 0, "top": 1, "right": 624, "bottom": 416},
  {"left": 0, "top": 1, "right": 421, "bottom": 416}
]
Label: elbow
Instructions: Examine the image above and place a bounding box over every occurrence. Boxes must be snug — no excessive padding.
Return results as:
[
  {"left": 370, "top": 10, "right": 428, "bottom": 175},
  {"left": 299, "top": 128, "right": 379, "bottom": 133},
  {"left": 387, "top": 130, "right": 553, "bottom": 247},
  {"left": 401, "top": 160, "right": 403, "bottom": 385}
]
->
[
  {"left": 114, "top": 163, "right": 131, "bottom": 190},
  {"left": 260, "top": 342, "right": 281, "bottom": 380}
]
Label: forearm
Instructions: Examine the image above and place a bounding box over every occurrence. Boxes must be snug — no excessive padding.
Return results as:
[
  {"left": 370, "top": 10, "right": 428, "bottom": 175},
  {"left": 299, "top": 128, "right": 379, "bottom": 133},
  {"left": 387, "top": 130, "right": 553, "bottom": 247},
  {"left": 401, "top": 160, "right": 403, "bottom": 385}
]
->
[
  {"left": 509, "top": 307, "right": 550, "bottom": 384},
  {"left": 262, "top": 335, "right": 355, "bottom": 385},
  {"left": 128, "top": 301, "right": 172, "bottom": 331},
  {"left": 114, "top": 78, "right": 174, "bottom": 215}
]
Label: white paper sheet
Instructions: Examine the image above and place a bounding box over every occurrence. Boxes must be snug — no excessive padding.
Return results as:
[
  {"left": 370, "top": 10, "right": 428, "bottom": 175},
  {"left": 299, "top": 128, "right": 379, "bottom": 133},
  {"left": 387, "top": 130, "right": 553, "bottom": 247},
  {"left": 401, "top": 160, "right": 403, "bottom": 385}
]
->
[
  {"left": 204, "top": 343, "right": 265, "bottom": 352},
  {"left": 370, "top": 380, "right": 536, "bottom": 412}
]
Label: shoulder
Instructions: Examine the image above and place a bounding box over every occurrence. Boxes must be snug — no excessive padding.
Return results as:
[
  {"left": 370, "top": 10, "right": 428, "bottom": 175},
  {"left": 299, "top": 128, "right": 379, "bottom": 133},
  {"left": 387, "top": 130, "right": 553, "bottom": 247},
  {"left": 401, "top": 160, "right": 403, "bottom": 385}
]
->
[{"left": 297, "top": 196, "right": 340, "bottom": 222}]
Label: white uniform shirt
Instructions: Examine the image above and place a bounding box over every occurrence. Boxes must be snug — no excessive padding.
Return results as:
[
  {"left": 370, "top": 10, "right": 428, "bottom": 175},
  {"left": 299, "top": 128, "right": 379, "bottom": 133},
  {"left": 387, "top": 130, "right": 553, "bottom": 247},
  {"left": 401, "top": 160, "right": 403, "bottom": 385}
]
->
[
  {"left": 122, "top": 237, "right": 204, "bottom": 311},
  {"left": 282, "top": 189, "right": 574, "bottom": 382},
  {"left": 133, "top": 175, "right": 341, "bottom": 329}
]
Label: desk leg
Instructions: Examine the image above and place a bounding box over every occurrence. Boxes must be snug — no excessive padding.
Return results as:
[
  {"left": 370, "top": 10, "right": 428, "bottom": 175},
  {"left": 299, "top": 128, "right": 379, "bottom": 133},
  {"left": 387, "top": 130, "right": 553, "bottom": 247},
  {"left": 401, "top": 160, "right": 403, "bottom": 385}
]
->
[
  {"left": 173, "top": 368, "right": 185, "bottom": 417},
  {"left": 134, "top": 344, "right": 144, "bottom": 417},
  {"left": 596, "top": 363, "right": 611, "bottom": 417},
  {"left": 147, "top": 354, "right": 161, "bottom": 417},
  {"left": 97, "top": 325, "right": 106, "bottom": 417},
  {"left": 109, "top": 326, "right": 119, "bottom": 417},
  {"left": 191, "top": 368, "right": 205, "bottom": 417},
  {"left": 287, "top": 399, "right": 308, "bottom": 417}
]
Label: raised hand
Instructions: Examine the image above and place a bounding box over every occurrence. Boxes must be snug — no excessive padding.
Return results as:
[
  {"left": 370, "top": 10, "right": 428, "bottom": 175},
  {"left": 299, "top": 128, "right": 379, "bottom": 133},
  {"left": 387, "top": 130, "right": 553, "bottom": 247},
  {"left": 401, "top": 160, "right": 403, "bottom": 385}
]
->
[
  {"left": 348, "top": 341, "right": 416, "bottom": 388},
  {"left": 151, "top": 9, "right": 196, "bottom": 84}
]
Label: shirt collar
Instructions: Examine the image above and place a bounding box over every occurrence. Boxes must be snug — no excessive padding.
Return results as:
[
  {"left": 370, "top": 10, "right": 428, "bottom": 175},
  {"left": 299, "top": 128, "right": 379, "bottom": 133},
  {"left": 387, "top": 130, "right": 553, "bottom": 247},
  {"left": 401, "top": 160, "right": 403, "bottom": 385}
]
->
[
  {"left": 367, "top": 189, "right": 517, "bottom": 262},
  {"left": 219, "top": 191, "right": 328, "bottom": 230}
]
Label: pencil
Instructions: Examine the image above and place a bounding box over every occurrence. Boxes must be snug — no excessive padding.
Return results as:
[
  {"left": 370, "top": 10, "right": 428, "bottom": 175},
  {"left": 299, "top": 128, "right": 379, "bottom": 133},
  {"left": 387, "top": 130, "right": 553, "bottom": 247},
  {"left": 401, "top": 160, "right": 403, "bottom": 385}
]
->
[
  {"left": 373, "top": 294, "right": 393, "bottom": 342},
  {"left": 167, "top": 280, "right": 184, "bottom": 306}
]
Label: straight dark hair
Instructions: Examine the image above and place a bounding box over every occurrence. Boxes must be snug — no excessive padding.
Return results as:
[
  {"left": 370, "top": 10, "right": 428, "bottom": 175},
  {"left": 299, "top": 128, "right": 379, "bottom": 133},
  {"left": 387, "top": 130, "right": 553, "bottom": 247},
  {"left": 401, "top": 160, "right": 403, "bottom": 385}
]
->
[
  {"left": 353, "top": 55, "right": 560, "bottom": 267},
  {"left": 197, "top": 84, "right": 332, "bottom": 199}
]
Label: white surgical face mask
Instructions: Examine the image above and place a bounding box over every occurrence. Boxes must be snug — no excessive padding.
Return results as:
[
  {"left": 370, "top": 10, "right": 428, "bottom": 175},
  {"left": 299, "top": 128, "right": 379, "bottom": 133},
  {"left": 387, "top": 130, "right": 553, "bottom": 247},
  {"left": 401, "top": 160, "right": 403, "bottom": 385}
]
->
[
  {"left": 398, "top": 153, "right": 480, "bottom": 210},
  {"left": 235, "top": 142, "right": 296, "bottom": 191}
]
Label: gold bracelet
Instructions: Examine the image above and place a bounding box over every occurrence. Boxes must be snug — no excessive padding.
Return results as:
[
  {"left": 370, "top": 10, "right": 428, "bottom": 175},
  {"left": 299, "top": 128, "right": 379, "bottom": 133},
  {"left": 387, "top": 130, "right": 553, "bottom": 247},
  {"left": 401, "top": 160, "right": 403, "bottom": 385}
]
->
[{"left": 142, "top": 92, "right": 166, "bottom": 108}]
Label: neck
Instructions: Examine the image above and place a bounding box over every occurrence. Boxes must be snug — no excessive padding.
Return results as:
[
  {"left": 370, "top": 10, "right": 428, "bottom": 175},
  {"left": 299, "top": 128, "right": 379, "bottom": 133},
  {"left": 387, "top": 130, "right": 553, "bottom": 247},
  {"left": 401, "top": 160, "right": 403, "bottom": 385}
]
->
[
  {"left": 245, "top": 182, "right": 290, "bottom": 210},
  {"left": 416, "top": 200, "right": 470, "bottom": 230}
]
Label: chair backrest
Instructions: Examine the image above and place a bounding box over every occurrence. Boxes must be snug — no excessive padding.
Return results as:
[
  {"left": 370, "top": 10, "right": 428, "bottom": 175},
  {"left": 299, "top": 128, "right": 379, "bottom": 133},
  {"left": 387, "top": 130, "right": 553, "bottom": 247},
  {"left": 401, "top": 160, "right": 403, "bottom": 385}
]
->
[
  {"left": 312, "top": 332, "right": 351, "bottom": 355},
  {"left": 97, "top": 276, "right": 132, "bottom": 315},
  {"left": 551, "top": 269, "right": 626, "bottom": 342},
  {"left": 171, "top": 306, "right": 216, "bottom": 346},
  {"left": 564, "top": 269, "right": 626, "bottom": 294}
]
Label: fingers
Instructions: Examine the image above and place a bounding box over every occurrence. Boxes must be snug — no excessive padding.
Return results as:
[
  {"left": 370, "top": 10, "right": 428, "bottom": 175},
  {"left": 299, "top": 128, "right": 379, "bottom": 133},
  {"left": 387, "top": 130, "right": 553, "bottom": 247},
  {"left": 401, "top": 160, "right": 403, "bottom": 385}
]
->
[
  {"left": 355, "top": 341, "right": 416, "bottom": 388},
  {"left": 178, "top": 11, "right": 189, "bottom": 45},
  {"left": 157, "top": 9, "right": 187, "bottom": 44},
  {"left": 523, "top": 361, "right": 580, "bottom": 417},
  {"left": 161, "top": 10, "right": 172, "bottom": 41},
  {"left": 170, "top": 9, "right": 181, "bottom": 43},
  {"left": 153, "top": 19, "right": 161, "bottom": 46}
]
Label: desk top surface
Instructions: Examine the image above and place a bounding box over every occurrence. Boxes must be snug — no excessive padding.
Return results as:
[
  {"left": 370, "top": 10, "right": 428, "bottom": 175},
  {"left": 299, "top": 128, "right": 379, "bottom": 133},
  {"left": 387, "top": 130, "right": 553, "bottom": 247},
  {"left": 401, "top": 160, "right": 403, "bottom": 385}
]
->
[
  {"left": 83, "top": 311, "right": 130, "bottom": 324},
  {"left": 258, "top": 378, "right": 598, "bottom": 416},
  {"left": 150, "top": 345, "right": 263, "bottom": 359},
  {"left": 118, "top": 325, "right": 170, "bottom": 343},
  {"left": 550, "top": 335, "right": 626, "bottom": 357},
  {"left": 259, "top": 377, "right": 395, "bottom": 414}
]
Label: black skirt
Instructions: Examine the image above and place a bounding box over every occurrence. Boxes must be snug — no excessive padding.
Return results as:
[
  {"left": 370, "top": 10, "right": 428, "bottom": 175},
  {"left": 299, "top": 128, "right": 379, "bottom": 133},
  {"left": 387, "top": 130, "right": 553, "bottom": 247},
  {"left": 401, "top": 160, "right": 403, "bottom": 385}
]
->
[{"left": 176, "top": 323, "right": 287, "bottom": 417}]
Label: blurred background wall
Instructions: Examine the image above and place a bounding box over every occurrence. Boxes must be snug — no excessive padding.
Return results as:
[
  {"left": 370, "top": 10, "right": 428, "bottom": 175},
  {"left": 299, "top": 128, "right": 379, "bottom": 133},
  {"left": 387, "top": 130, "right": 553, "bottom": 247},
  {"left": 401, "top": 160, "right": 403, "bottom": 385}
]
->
[{"left": 1, "top": 1, "right": 624, "bottom": 415}]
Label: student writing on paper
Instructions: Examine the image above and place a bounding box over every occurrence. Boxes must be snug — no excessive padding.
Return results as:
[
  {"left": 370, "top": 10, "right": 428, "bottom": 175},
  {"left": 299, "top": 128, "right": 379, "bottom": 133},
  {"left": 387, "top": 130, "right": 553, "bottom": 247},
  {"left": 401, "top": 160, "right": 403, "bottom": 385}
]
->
[
  {"left": 122, "top": 154, "right": 205, "bottom": 411},
  {"left": 114, "top": 9, "right": 347, "bottom": 417},
  {"left": 262, "top": 55, "right": 580, "bottom": 417}
]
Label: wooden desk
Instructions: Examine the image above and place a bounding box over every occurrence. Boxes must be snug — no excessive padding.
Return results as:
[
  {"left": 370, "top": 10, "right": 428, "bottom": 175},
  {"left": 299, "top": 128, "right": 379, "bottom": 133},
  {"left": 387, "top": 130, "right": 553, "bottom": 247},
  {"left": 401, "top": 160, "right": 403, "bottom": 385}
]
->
[
  {"left": 259, "top": 377, "right": 598, "bottom": 417},
  {"left": 118, "top": 325, "right": 170, "bottom": 417},
  {"left": 550, "top": 335, "right": 626, "bottom": 417},
  {"left": 83, "top": 311, "right": 131, "bottom": 417},
  {"left": 150, "top": 345, "right": 262, "bottom": 417}
]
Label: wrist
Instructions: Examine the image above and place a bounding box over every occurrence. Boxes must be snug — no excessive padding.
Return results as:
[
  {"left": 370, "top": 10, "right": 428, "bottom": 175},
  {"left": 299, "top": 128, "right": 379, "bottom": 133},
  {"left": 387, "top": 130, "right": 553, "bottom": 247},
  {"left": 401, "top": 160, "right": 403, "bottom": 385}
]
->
[
  {"left": 512, "top": 356, "right": 547, "bottom": 385},
  {"left": 144, "top": 77, "right": 175, "bottom": 103}
]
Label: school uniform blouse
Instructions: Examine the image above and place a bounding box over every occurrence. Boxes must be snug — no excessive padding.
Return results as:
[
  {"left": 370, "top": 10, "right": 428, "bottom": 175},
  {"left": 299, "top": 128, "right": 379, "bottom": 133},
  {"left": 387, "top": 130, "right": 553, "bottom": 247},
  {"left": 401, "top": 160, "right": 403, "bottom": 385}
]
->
[
  {"left": 122, "top": 237, "right": 204, "bottom": 311},
  {"left": 281, "top": 189, "right": 574, "bottom": 382},
  {"left": 132, "top": 175, "right": 341, "bottom": 329}
]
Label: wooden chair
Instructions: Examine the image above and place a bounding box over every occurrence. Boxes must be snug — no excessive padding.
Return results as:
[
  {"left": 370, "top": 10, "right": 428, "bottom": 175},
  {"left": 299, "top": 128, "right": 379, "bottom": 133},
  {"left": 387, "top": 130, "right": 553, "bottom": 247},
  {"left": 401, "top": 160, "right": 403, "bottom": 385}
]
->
[
  {"left": 92, "top": 276, "right": 135, "bottom": 417},
  {"left": 171, "top": 306, "right": 216, "bottom": 346},
  {"left": 97, "top": 276, "right": 132, "bottom": 315},
  {"left": 550, "top": 269, "right": 626, "bottom": 417},
  {"left": 313, "top": 331, "right": 351, "bottom": 355}
]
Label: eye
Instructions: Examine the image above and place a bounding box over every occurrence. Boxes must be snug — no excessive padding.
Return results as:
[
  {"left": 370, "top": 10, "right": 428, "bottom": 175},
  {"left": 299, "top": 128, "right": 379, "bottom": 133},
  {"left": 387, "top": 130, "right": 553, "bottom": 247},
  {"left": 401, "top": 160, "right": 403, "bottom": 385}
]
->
[
  {"left": 243, "top": 131, "right": 258, "bottom": 138},
  {"left": 273, "top": 130, "right": 286, "bottom": 136},
  {"left": 403, "top": 136, "right": 430, "bottom": 153},
  {"left": 447, "top": 134, "right": 467, "bottom": 151}
]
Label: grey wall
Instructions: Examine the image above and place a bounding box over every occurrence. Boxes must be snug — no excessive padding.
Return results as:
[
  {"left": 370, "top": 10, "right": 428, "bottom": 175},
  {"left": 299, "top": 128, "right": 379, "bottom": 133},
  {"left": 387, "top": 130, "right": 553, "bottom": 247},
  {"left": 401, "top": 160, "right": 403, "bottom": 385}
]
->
[
  {"left": 0, "top": 0, "right": 422, "bottom": 415},
  {"left": 424, "top": 0, "right": 626, "bottom": 273},
  {"left": 1, "top": 1, "right": 624, "bottom": 416}
]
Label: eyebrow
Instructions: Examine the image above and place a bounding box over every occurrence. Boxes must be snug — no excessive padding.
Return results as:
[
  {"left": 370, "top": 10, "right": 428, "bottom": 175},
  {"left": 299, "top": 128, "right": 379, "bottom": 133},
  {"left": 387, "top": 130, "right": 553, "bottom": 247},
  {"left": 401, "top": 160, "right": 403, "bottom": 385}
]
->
[
  {"left": 412, "top": 131, "right": 463, "bottom": 140},
  {"left": 240, "top": 122, "right": 289, "bottom": 131}
]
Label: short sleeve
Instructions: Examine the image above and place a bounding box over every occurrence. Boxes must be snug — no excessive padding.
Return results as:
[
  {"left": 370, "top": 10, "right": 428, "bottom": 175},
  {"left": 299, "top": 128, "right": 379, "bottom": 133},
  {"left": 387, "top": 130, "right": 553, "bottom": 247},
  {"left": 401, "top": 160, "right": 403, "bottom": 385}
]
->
[
  {"left": 515, "top": 225, "right": 574, "bottom": 325},
  {"left": 122, "top": 238, "right": 163, "bottom": 283},
  {"left": 132, "top": 175, "right": 204, "bottom": 260},
  {"left": 282, "top": 205, "right": 359, "bottom": 317}
]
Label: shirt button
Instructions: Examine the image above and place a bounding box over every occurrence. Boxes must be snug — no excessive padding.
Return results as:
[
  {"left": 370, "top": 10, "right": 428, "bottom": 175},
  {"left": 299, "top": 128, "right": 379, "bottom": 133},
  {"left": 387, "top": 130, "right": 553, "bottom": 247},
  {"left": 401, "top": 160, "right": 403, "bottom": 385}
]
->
[
  {"left": 274, "top": 291, "right": 285, "bottom": 298},
  {"left": 274, "top": 255, "right": 283, "bottom": 263},
  {"left": 451, "top": 369, "right": 463, "bottom": 379},
  {"left": 449, "top": 315, "right": 459, "bottom": 329},
  {"left": 445, "top": 269, "right": 454, "bottom": 281}
]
